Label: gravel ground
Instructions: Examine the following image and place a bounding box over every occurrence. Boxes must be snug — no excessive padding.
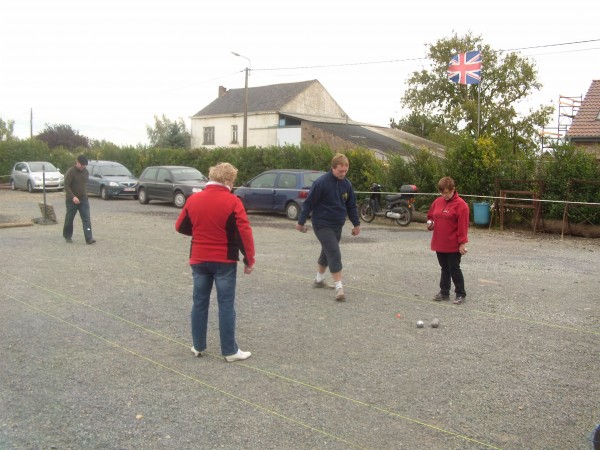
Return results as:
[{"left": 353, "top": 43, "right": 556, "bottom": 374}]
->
[{"left": 1, "top": 188, "right": 599, "bottom": 449}]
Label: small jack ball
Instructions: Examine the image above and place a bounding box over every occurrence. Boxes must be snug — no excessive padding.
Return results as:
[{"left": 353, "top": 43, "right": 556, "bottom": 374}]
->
[{"left": 416, "top": 320, "right": 424, "bottom": 328}]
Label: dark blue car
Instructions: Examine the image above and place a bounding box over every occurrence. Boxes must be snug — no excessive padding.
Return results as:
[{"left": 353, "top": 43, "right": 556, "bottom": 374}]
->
[{"left": 235, "top": 169, "right": 325, "bottom": 220}]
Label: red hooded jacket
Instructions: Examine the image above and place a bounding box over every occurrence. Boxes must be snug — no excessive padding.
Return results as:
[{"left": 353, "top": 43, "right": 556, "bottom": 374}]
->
[
  {"left": 427, "top": 191, "right": 469, "bottom": 253},
  {"left": 175, "top": 184, "right": 255, "bottom": 267}
]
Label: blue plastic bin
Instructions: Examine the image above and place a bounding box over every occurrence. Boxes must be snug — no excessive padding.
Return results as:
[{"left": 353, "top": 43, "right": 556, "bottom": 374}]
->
[{"left": 473, "top": 202, "right": 490, "bottom": 225}]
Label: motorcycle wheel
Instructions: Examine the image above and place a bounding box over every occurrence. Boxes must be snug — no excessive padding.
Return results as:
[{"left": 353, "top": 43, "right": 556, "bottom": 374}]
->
[
  {"left": 360, "top": 201, "right": 375, "bottom": 223},
  {"left": 393, "top": 206, "right": 412, "bottom": 227}
]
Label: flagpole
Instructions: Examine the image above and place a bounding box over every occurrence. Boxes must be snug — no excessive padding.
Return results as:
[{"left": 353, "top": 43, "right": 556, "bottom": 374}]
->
[{"left": 477, "top": 82, "right": 481, "bottom": 138}]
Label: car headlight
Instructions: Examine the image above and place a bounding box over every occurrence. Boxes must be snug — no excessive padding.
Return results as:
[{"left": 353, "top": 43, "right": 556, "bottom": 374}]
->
[
  {"left": 109, "top": 181, "right": 119, "bottom": 187},
  {"left": 192, "top": 187, "right": 203, "bottom": 193}
]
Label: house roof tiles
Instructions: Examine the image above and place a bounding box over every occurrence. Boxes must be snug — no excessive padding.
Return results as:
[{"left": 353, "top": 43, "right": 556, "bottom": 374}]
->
[
  {"left": 193, "top": 80, "right": 320, "bottom": 117},
  {"left": 566, "top": 80, "right": 600, "bottom": 139}
]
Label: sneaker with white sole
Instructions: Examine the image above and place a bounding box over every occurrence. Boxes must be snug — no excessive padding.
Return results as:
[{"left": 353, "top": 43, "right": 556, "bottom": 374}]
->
[
  {"left": 313, "top": 279, "right": 334, "bottom": 289},
  {"left": 190, "top": 346, "right": 204, "bottom": 357},
  {"left": 224, "top": 349, "right": 251, "bottom": 362},
  {"left": 335, "top": 287, "right": 345, "bottom": 301}
]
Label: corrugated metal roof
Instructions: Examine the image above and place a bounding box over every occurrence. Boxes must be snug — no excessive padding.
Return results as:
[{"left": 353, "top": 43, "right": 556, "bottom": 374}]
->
[
  {"left": 566, "top": 80, "right": 600, "bottom": 139},
  {"left": 309, "top": 122, "right": 402, "bottom": 151}
]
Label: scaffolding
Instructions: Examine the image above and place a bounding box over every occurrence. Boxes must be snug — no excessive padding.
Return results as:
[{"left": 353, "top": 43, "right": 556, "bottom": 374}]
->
[{"left": 540, "top": 95, "right": 582, "bottom": 152}]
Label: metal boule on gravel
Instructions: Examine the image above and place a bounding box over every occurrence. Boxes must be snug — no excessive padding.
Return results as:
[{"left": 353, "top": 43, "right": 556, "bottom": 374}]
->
[{"left": 431, "top": 318, "right": 440, "bottom": 328}]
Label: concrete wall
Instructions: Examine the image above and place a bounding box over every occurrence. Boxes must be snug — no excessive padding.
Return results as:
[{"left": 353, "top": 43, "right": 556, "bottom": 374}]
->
[
  {"left": 191, "top": 113, "right": 288, "bottom": 149},
  {"left": 282, "top": 83, "right": 347, "bottom": 120}
]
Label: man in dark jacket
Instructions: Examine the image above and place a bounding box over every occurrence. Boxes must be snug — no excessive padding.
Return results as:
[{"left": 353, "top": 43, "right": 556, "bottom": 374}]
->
[
  {"left": 296, "top": 154, "right": 360, "bottom": 301},
  {"left": 63, "top": 155, "right": 95, "bottom": 244}
]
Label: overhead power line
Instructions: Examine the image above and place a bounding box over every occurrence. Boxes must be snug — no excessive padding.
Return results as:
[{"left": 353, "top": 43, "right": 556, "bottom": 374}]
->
[
  {"left": 258, "top": 56, "right": 424, "bottom": 72},
  {"left": 500, "top": 38, "right": 600, "bottom": 52},
  {"left": 254, "top": 38, "right": 600, "bottom": 73}
]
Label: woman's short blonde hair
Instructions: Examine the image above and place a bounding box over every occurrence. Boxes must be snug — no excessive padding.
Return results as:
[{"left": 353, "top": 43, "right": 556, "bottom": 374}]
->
[{"left": 208, "top": 162, "right": 238, "bottom": 184}]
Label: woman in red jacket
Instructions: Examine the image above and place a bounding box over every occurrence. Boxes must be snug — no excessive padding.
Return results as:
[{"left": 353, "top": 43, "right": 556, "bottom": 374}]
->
[
  {"left": 426, "top": 177, "right": 469, "bottom": 304},
  {"left": 176, "top": 162, "right": 255, "bottom": 362}
]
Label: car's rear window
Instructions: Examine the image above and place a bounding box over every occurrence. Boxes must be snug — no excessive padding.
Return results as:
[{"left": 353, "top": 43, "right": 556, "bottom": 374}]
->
[
  {"left": 303, "top": 172, "right": 325, "bottom": 187},
  {"left": 171, "top": 168, "right": 207, "bottom": 182}
]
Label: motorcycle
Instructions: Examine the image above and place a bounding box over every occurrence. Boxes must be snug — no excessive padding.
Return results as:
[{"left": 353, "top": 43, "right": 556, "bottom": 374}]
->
[{"left": 359, "top": 183, "right": 418, "bottom": 227}]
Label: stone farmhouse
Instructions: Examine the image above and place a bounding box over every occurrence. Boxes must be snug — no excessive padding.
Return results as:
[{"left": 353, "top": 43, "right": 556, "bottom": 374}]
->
[{"left": 190, "top": 79, "right": 444, "bottom": 159}]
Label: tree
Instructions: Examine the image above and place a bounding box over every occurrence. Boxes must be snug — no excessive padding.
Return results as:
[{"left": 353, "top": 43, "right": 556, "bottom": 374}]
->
[
  {"left": 399, "top": 32, "right": 554, "bottom": 155},
  {"left": 0, "top": 117, "right": 16, "bottom": 141},
  {"left": 146, "top": 114, "right": 190, "bottom": 148},
  {"left": 36, "top": 124, "right": 90, "bottom": 150}
]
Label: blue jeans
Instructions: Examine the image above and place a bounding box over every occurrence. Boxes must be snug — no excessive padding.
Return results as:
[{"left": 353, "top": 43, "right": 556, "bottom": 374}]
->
[
  {"left": 63, "top": 197, "right": 93, "bottom": 242},
  {"left": 191, "top": 262, "right": 238, "bottom": 356}
]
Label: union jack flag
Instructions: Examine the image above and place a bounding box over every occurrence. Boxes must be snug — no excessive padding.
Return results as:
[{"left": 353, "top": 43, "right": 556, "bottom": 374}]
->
[{"left": 448, "top": 51, "right": 482, "bottom": 85}]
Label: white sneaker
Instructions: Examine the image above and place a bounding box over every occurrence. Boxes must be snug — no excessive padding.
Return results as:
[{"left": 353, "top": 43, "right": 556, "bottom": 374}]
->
[
  {"left": 190, "top": 346, "right": 203, "bottom": 357},
  {"left": 335, "top": 287, "right": 345, "bottom": 301},
  {"left": 224, "top": 349, "right": 251, "bottom": 362}
]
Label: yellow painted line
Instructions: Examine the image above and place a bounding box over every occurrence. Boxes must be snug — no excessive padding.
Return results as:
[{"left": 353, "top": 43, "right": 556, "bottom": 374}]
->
[
  {"left": 4, "top": 293, "right": 369, "bottom": 450},
  {"left": 1, "top": 271, "right": 502, "bottom": 448}
]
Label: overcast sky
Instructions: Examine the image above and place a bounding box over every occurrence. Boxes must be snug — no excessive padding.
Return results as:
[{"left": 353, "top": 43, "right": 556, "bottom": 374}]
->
[{"left": 1, "top": 0, "right": 598, "bottom": 146}]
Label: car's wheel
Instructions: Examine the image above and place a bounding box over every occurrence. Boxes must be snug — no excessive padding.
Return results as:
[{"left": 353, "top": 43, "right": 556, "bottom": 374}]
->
[
  {"left": 100, "top": 186, "right": 110, "bottom": 200},
  {"left": 393, "top": 206, "right": 412, "bottom": 227},
  {"left": 359, "top": 201, "right": 375, "bottom": 223},
  {"left": 10, "top": 179, "right": 16, "bottom": 191},
  {"left": 173, "top": 191, "right": 186, "bottom": 208},
  {"left": 286, "top": 202, "right": 300, "bottom": 221},
  {"left": 138, "top": 188, "right": 149, "bottom": 204},
  {"left": 27, "top": 181, "right": 34, "bottom": 193}
]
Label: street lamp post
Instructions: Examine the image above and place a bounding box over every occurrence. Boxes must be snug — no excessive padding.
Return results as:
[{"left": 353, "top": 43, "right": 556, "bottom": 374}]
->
[{"left": 231, "top": 52, "right": 250, "bottom": 149}]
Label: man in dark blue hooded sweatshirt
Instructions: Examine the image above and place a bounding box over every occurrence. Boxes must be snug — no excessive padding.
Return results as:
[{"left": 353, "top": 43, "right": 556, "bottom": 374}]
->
[{"left": 296, "top": 153, "right": 360, "bottom": 301}]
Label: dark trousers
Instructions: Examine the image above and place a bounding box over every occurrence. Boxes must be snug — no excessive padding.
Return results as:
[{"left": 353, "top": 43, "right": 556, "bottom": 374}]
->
[
  {"left": 313, "top": 226, "right": 343, "bottom": 273},
  {"left": 436, "top": 251, "right": 466, "bottom": 297},
  {"left": 63, "top": 198, "right": 93, "bottom": 242}
]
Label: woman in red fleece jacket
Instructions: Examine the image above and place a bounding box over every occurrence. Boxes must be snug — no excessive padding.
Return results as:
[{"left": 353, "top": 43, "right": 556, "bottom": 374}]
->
[
  {"left": 176, "top": 162, "right": 255, "bottom": 362},
  {"left": 426, "top": 177, "right": 470, "bottom": 304}
]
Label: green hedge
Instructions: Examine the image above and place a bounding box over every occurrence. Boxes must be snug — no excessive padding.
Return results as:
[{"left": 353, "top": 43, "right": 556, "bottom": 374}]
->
[{"left": 1, "top": 139, "right": 598, "bottom": 222}]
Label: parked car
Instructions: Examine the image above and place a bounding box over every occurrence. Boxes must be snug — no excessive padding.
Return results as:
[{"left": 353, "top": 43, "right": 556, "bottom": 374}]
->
[
  {"left": 234, "top": 169, "right": 326, "bottom": 220},
  {"left": 87, "top": 160, "right": 138, "bottom": 200},
  {"left": 137, "top": 165, "right": 208, "bottom": 208},
  {"left": 10, "top": 161, "right": 64, "bottom": 192}
]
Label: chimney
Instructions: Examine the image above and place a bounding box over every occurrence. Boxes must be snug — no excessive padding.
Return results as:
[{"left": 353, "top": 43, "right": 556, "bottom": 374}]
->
[{"left": 218, "top": 86, "right": 228, "bottom": 97}]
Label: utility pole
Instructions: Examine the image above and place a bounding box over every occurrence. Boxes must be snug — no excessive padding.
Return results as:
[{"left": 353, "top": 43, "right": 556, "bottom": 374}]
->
[
  {"left": 231, "top": 52, "right": 251, "bottom": 149},
  {"left": 243, "top": 66, "right": 249, "bottom": 149}
]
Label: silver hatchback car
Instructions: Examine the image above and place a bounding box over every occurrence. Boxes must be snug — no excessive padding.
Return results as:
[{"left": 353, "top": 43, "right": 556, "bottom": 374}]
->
[{"left": 10, "top": 161, "right": 65, "bottom": 192}]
